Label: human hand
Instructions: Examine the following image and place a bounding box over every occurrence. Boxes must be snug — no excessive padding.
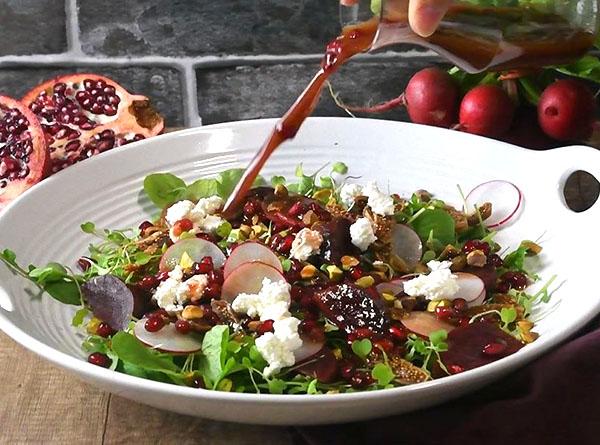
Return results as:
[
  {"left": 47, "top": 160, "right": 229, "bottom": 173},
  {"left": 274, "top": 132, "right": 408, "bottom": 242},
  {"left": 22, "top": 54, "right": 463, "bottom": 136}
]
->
[{"left": 340, "top": 0, "right": 451, "bottom": 38}]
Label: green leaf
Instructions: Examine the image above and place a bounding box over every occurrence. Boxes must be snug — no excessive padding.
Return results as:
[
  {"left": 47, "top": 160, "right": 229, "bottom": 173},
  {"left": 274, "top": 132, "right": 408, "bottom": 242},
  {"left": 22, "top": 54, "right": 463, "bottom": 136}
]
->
[
  {"left": 280, "top": 258, "right": 292, "bottom": 272},
  {"left": 216, "top": 221, "right": 232, "bottom": 239},
  {"left": 44, "top": 281, "right": 81, "bottom": 305},
  {"left": 351, "top": 339, "right": 372, "bottom": 360},
  {"left": 198, "top": 325, "right": 230, "bottom": 387},
  {"left": 0, "top": 248, "right": 17, "bottom": 267},
  {"left": 271, "top": 175, "right": 286, "bottom": 187},
  {"left": 295, "top": 164, "right": 304, "bottom": 177},
  {"left": 517, "top": 78, "right": 542, "bottom": 106},
  {"left": 319, "top": 176, "right": 334, "bottom": 189},
  {"left": 500, "top": 307, "right": 517, "bottom": 325},
  {"left": 111, "top": 331, "right": 180, "bottom": 375},
  {"left": 216, "top": 169, "right": 264, "bottom": 199},
  {"left": 553, "top": 55, "right": 600, "bottom": 84},
  {"left": 372, "top": 363, "right": 395, "bottom": 386},
  {"left": 80, "top": 222, "right": 96, "bottom": 234},
  {"left": 143, "top": 173, "right": 187, "bottom": 209},
  {"left": 307, "top": 379, "right": 319, "bottom": 395},
  {"left": 411, "top": 209, "right": 456, "bottom": 245},
  {"left": 331, "top": 162, "right": 348, "bottom": 175},
  {"left": 268, "top": 378, "right": 287, "bottom": 394},
  {"left": 186, "top": 178, "right": 219, "bottom": 201},
  {"left": 71, "top": 307, "right": 90, "bottom": 327},
  {"left": 503, "top": 245, "right": 528, "bottom": 271},
  {"left": 428, "top": 329, "right": 448, "bottom": 347}
]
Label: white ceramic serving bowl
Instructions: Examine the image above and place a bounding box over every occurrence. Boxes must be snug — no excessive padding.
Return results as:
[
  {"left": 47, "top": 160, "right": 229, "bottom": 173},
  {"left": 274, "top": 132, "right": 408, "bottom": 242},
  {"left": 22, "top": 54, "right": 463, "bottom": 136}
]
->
[{"left": 0, "top": 118, "right": 599, "bottom": 425}]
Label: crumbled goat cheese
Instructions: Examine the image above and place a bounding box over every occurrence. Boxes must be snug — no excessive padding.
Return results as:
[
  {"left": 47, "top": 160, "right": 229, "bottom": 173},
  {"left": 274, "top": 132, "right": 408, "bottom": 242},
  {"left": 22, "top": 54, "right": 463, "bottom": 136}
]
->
[
  {"left": 403, "top": 260, "right": 459, "bottom": 301},
  {"left": 165, "top": 200, "right": 196, "bottom": 226},
  {"left": 363, "top": 182, "right": 395, "bottom": 216},
  {"left": 290, "top": 228, "right": 323, "bottom": 261},
  {"left": 153, "top": 266, "right": 208, "bottom": 313},
  {"left": 198, "top": 214, "right": 225, "bottom": 234},
  {"left": 255, "top": 317, "right": 302, "bottom": 377},
  {"left": 350, "top": 217, "right": 378, "bottom": 251},
  {"left": 191, "top": 196, "right": 224, "bottom": 219},
  {"left": 164, "top": 196, "right": 225, "bottom": 242},
  {"left": 231, "top": 278, "right": 292, "bottom": 321},
  {"left": 339, "top": 183, "right": 364, "bottom": 208}
]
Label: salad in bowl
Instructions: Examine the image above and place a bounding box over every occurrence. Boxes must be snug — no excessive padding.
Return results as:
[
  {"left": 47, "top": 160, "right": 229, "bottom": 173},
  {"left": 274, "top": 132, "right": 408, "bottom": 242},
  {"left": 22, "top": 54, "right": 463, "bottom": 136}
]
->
[{"left": 0, "top": 162, "right": 553, "bottom": 395}]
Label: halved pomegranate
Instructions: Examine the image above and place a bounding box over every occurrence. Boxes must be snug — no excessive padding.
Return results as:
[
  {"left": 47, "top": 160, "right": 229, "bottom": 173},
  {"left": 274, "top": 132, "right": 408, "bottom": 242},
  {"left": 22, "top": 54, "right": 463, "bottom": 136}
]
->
[
  {"left": 0, "top": 95, "right": 49, "bottom": 209},
  {"left": 22, "top": 74, "right": 164, "bottom": 173}
]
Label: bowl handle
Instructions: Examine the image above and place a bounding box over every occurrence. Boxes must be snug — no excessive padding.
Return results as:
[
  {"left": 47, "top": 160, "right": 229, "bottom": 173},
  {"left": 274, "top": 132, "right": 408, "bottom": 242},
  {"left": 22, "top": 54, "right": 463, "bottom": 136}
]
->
[{"left": 548, "top": 145, "right": 600, "bottom": 214}]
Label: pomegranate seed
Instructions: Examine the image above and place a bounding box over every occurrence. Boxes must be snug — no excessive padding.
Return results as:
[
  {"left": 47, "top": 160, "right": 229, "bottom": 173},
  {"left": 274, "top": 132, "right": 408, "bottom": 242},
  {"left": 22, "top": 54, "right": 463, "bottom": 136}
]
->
[
  {"left": 172, "top": 218, "right": 194, "bottom": 237},
  {"left": 139, "top": 275, "right": 159, "bottom": 290},
  {"left": 275, "top": 235, "right": 294, "bottom": 254},
  {"left": 193, "top": 256, "right": 214, "bottom": 274},
  {"left": 144, "top": 316, "right": 165, "bottom": 332},
  {"left": 452, "top": 298, "right": 467, "bottom": 312},
  {"left": 462, "top": 240, "right": 491, "bottom": 256},
  {"left": 208, "top": 269, "right": 224, "bottom": 285},
  {"left": 138, "top": 220, "right": 153, "bottom": 233},
  {"left": 204, "top": 282, "right": 221, "bottom": 299},
  {"left": 435, "top": 306, "right": 455, "bottom": 321},
  {"left": 191, "top": 376, "right": 205, "bottom": 388},
  {"left": 88, "top": 352, "right": 111, "bottom": 368},
  {"left": 242, "top": 200, "right": 259, "bottom": 216},
  {"left": 496, "top": 281, "right": 510, "bottom": 294},
  {"left": 389, "top": 324, "right": 408, "bottom": 342},
  {"left": 374, "top": 338, "right": 394, "bottom": 353},
  {"left": 300, "top": 319, "right": 325, "bottom": 342},
  {"left": 175, "top": 319, "right": 192, "bottom": 335},
  {"left": 482, "top": 342, "right": 507, "bottom": 356},
  {"left": 339, "top": 361, "right": 355, "bottom": 380},
  {"left": 448, "top": 364, "right": 465, "bottom": 374},
  {"left": 458, "top": 317, "right": 470, "bottom": 327},
  {"left": 156, "top": 271, "right": 170, "bottom": 281},
  {"left": 350, "top": 371, "right": 373, "bottom": 389},
  {"left": 349, "top": 266, "right": 364, "bottom": 280},
  {"left": 196, "top": 232, "right": 216, "bottom": 243},
  {"left": 488, "top": 254, "right": 504, "bottom": 267},
  {"left": 288, "top": 201, "right": 305, "bottom": 217},
  {"left": 96, "top": 322, "right": 115, "bottom": 338},
  {"left": 256, "top": 320, "right": 275, "bottom": 334},
  {"left": 501, "top": 271, "right": 529, "bottom": 290},
  {"left": 290, "top": 285, "right": 304, "bottom": 302},
  {"left": 77, "top": 256, "right": 93, "bottom": 271}
]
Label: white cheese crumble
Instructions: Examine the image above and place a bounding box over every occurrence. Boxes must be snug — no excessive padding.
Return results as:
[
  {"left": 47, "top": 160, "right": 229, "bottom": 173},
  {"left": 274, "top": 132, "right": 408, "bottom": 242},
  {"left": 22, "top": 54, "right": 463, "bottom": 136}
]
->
[
  {"left": 339, "top": 183, "right": 364, "bottom": 208},
  {"left": 350, "top": 217, "right": 377, "bottom": 251},
  {"left": 164, "top": 196, "right": 225, "bottom": 242},
  {"left": 231, "top": 278, "right": 292, "bottom": 321},
  {"left": 255, "top": 317, "right": 302, "bottom": 377},
  {"left": 363, "top": 182, "right": 395, "bottom": 216},
  {"left": 403, "top": 260, "right": 459, "bottom": 301},
  {"left": 290, "top": 228, "right": 323, "bottom": 261},
  {"left": 152, "top": 266, "right": 208, "bottom": 313}
]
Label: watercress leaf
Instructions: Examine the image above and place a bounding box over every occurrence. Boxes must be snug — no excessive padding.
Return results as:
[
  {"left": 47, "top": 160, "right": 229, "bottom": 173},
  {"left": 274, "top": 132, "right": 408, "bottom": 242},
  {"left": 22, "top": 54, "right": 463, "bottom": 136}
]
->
[
  {"left": 296, "top": 176, "right": 315, "bottom": 196},
  {"left": 216, "top": 169, "right": 264, "bottom": 199},
  {"left": 82, "top": 335, "right": 110, "bottom": 354},
  {"left": 351, "top": 339, "right": 372, "bottom": 359},
  {"left": 307, "top": 379, "right": 320, "bottom": 395},
  {"left": 503, "top": 245, "right": 528, "bottom": 271},
  {"left": 81, "top": 275, "right": 134, "bottom": 330},
  {"left": 295, "top": 164, "right": 304, "bottom": 177},
  {"left": 71, "top": 307, "right": 90, "bottom": 327},
  {"left": 198, "top": 324, "right": 230, "bottom": 387},
  {"left": 268, "top": 378, "right": 287, "bottom": 394},
  {"left": 331, "top": 161, "right": 348, "bottom": 175},
  {"left": 216, "top": 221, "right": 232, "bottom": 239},
  {"left": 319, "top": 176, "right": 334, "bottom": 189},
  {"left": 107, "top": 231, "right": 127, "bottom": 244},
  {"left": 144, "top": 173, "right": 187, "bottom": 209},
  {"left": 111, "top": 331, "right": 180, "bottom": 375},
  {"left": 429, "top": 329, "right": 448, "bottom": 347},
  {"left": 411, "top": 209, "right": 456, "bottom": 245},
  {"left": 280, "top": 258, "right": 292, "bottom": 272},
  {"left": 271, "top": 175, "right": 286, "bottom": 187},
  {"left": 372, "top": 363, "right": 395, "bottom": 386},
  {"left": 0, "top": 249, "right": 17, "bottom": 267},
  {"left": 80, "top": 222, "right": 96, "bottom": 234},
  {"left": 28, "top": 263, "right": 68, "bottom": 283},
  {"left": 45, "top": 281, "right": 82, "bottom": 305},
  {"left": 186, "top": 178, "right": 219, "bottom": 201},
  {"left": 553, "top": 55, "right": 600, "bottom": 84},
  {"left": 248, "top": 344, "right": 267, "bottom": 368},
  {"left": 500, "top": 306, "right": 517, "bottom": 325}
]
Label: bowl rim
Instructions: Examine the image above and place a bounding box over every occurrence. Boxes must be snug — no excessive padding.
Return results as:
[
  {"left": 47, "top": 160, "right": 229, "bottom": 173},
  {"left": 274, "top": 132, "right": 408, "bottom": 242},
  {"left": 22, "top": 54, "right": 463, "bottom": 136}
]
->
[{"left": 0, "top": 117, "right": 599, "bottom": 404}]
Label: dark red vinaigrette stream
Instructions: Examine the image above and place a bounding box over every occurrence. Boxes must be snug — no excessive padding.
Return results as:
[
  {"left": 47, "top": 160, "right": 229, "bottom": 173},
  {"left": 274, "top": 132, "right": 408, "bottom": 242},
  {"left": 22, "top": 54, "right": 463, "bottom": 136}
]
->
[{"left": 222, "top": 19, "right": 378, "bottom": 217}]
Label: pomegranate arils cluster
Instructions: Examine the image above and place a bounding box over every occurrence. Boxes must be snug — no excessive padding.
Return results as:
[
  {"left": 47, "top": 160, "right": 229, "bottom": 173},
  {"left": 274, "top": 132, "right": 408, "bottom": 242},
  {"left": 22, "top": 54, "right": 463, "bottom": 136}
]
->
[{"left": 0, "top": 106, "right": 34, "bottom": 187}]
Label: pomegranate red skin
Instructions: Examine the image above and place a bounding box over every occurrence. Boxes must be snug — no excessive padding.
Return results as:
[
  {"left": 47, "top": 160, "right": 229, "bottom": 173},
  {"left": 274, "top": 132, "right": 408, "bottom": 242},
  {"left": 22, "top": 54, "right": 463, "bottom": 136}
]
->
[
  {"left": 537, "top": 79, "right": 596, "bottom": 141},
  {"left": 459, "top": 85, "right": 516, "bottom": 137},
  {"left": 0, "top": 95, "right": 50, "bottom": 209},
  {"left": 22, "top": 73, "right": 164, "bottom": 173},
  {"left": 405, "top": 67, "right": 459, "bottom": 128}
]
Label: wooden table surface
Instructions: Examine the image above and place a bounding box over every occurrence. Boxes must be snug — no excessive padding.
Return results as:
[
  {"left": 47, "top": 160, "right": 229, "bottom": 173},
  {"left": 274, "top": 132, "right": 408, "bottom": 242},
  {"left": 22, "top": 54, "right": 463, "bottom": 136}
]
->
[{"left": 1, "top": 158, "right": 598, "bottom": 444}]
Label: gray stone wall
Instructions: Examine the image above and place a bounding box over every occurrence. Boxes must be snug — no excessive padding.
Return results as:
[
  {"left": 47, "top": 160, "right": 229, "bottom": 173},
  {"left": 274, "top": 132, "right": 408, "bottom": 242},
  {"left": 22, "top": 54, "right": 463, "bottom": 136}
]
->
[{"left": 0, "top": 0, "right": 439, "bottom": 128}]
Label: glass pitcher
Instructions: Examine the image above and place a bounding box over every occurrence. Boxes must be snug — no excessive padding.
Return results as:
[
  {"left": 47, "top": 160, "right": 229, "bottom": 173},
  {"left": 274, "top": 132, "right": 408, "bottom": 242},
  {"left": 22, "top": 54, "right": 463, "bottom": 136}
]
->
[{"left": 341, "top": 0, "right": 600, "bottom": 73}]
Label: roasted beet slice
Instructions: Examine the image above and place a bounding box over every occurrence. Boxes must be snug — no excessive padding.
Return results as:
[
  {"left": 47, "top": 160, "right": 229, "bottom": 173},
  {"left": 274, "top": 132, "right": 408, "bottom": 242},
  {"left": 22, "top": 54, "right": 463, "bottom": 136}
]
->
[
  {"left": 314, "top": 284, "right": 388, "bottom": 335},
  {"left": 296, "top": 347, "right": 338, "bottom": 383},
  {"left": 439, "top": 322, "right": 524, "bottom": 374},
  {"left": 463, "top": 264, "right": 497, "bottom": 292},
  {"left": 316, "top": 217, "right": 358, "bottom": 264}
]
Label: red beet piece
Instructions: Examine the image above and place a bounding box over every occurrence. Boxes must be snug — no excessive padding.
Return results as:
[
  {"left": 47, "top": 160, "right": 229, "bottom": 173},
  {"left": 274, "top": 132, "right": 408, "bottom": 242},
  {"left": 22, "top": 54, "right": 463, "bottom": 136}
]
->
[{"left": 296, "top": 347, "right": 339, "bottom": 383}]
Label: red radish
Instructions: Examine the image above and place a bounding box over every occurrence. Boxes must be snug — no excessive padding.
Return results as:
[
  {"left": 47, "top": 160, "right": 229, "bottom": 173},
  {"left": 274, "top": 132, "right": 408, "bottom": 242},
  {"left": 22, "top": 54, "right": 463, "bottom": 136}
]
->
[
  {"left": 223, "top": 241, "right": 282, "bottom": 279},
  {"left": 133, "top": 319, "right": 202, "bottom": 353},
  {"left": 390, "top": 224, "right": 423, "bottom": 268},
  {"left": 159, "top": 238, "right": 226, "bottom": 273},
  {"left": 459, "top": 85, "right": 515, "bottom": 137},
  {"left": 221, "top": 262, "right": 285, "bottom": 302},
  {"left": 401, "top": 311, "right": 455, "bottom": 337},
  {"left": 404, "top": 67, "right": 459, "bottom": 128},
  {"left": 454, "top": 272, "right": 486, "bottom": 306},
  {"left": 537, "top": 79, "right": 596, "bottom": 141},
  {"left": 465, "top": 180, "right": 523, "bottom": 228},
  {"left": 294, "top": 336, "right": 326, "bottom": 363}
]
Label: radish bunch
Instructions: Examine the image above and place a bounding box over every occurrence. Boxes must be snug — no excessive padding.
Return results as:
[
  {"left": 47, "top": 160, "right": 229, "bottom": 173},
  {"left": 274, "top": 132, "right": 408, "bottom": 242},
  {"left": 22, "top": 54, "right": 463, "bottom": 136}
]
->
[{"left": 333, "top": 66, "right": 599, "bottom": 149}]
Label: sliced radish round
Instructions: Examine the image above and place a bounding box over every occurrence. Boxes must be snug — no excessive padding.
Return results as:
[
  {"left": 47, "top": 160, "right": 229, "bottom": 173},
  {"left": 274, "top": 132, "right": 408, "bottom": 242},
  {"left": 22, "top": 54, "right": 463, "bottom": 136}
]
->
[
  {"left": 376, "top": 274, "right": 418, "bottom": 297},
  {"left": 390, "top": 224, "right": 423, "bottom": 267},
  {"left": 401, "top": 311, "right": 455, "bottom": 337},
  {"left": 469, "top": 290, "right": 486, "bottom": 307},
  {"left": 294, "top": 336, "right": 326, "bottom": 363},
  {"left": 221, "top": 262, "right": 285, "bottom": 303},
  {"left": 133, "top": 319, "right": 202, "bottom": 354},
  {"left": 455, "top": 272, "right": 486, "bottom": 304},
  {"left": 465, "top": 180, "right": 523, "bottom": 228},
  {"left": 223, "top": 241, "right": 282, "bottom": 279},
  {"left": 159, "top": 238, "right": 226, "bottom": 272}
]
